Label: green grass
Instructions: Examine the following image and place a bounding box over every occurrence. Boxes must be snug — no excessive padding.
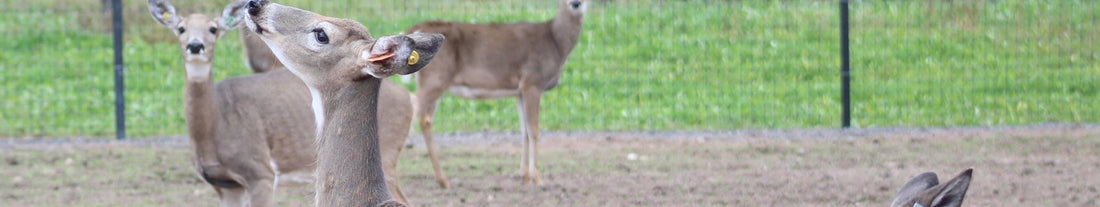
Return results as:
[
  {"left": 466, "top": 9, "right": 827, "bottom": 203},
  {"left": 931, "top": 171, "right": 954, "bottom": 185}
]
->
[{"left": 1, "top": 0, "right": 1098, "bottom": 137}]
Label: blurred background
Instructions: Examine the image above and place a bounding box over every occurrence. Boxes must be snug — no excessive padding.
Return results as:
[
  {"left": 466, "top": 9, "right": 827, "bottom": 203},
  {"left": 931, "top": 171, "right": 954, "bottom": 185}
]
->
[{"left": 1, "top": 0, "right": 1097, "bottom": 138}]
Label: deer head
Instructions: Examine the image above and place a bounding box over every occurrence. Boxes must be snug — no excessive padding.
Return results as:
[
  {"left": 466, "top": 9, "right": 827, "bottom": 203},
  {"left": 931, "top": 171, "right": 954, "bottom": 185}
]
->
[
  {"left": 240, "top": 0, "right": 442, "bottom": 89},
  {"left": 562, "top": 0, "right": 587, "bottom": 16},
  {"left": 891, "top": 168, "right": 973, "bottom": 207},
  {"left": 148, "top": 0, "right": 249, "bottom": 65}
]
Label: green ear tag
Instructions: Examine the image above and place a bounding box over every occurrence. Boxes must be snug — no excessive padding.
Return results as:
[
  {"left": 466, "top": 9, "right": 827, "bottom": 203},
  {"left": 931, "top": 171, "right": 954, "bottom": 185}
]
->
[
  {"left": 162, "top": 12, "right": 171, "bottom": 21},
  {"left": 224, "top": 16, "right": 236, "bottom": 26}
]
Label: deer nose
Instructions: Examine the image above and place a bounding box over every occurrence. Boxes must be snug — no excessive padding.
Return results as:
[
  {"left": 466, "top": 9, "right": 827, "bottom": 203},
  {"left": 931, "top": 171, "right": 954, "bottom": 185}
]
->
[
  {"left": 569, "top": 0, "right": 581, "bottom": 8},
  {"left": 247, "top": 0, "right": 266, "bottom": 16},
  {"left": 186, "top": 42, "right": 205, "bottom": 54}
]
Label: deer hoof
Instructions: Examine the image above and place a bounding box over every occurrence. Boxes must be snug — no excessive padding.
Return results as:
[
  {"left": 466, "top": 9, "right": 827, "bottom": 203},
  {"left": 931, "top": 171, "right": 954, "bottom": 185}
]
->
[
  {"left": 436, "top": 179, "right": 450, "bottom": 189},
  {"left": 523, "top": 175, "right": 544, "bottom": 185}
]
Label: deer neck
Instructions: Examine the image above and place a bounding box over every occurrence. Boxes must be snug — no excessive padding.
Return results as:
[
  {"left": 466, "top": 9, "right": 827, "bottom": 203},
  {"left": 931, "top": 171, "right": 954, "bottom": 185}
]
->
[
  {"left": 551, "top": 10, "right": 584, "bottom": 57},
  {"left": 182, "top": 62, "right": 219, "bottom": 167},
  {"left": 311, "top": 78, "right": 391, "bottom": 206}
]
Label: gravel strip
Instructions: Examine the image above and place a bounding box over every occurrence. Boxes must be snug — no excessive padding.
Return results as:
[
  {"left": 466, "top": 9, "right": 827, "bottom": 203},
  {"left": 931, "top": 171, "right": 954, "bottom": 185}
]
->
[{"left": 4, "top": 123, "right": 1097, "bottom": 149}]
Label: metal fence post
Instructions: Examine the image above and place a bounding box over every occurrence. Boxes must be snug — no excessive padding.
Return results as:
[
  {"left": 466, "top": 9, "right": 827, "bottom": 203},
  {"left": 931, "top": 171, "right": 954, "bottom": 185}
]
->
[
  {"left": 840, "top": 0, "right": 851, "bottom": 129},
  {"left": 112, "top": 0, "right": 126, "bottom": 140}
]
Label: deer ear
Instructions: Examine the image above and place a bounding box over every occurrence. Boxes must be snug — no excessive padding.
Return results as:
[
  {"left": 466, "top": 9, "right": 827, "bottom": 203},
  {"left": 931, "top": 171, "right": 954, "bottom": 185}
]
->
[
  {"left": 358, "top": 32, "right": 445, "bottom": 79},
  {"left": 928, "top": 169, "right": 972, "bottom": 207},
  {"left": 891, "top": 172, "right": 939, "bottom": 207},
  {"left": 218, "top": 0, "right": 249, "bottom": 30},
  {"left": 148, "top": 0, "right": 180, "bottom": 28}
]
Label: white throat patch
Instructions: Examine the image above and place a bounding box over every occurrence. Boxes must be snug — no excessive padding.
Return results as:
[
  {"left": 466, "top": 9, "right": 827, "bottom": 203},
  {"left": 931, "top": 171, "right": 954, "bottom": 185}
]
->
[
  {"left": 307, "top": 86, "right": 324, "bottom": 137},
  {"left": 254, "top": 36, "right": 326, "bottom": 137},
  {"left": 184, "top": 63, "right": 211, "bottom": 81}
]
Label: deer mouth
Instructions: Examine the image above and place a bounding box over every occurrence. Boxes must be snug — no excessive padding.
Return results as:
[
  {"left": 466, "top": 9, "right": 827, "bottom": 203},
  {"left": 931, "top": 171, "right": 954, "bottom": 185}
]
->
[
  {"left": 184, "top": 54, "right": 209, "bottom": 62},
  {"left": 246, "top": 15, "right": 266, "bottom": 35},
  {"left": 253, "top": 24, "right": 266, "bottom": 34},
  {"left": 245, "top": 15, "right": 270, "bottom": 35}
]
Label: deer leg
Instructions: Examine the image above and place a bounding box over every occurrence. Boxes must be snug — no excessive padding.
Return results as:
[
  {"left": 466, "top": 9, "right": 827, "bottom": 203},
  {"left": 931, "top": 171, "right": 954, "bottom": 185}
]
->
[
  {"left": 519, "top": 88, "right": 544, "bottom": 185},
  {"left": 385, "top": 174, "right": 410, "bottom": 206},
  {"left": 382, "top": 153, "right": 410, "bottom": 206},
  {"left": 247, "top": 177, "right": 276, "bottom": 207},
  {"left": 415, "top": 86, "right": 450, "bottom": 188},
  {"left": 515, "top": 96, "right": 529, "bottom": 178},
  {"left": 217, "top": 187, "right": 248, "bottom": 207}
]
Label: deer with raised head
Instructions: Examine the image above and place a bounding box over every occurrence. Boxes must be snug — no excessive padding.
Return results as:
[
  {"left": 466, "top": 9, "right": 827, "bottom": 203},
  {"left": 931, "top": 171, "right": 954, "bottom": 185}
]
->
[
  {"left": 405, "top": 0, "right": 587, "bottom": 187},
  {"left": 891, "top": 168, "right": 974, "bottom": 207},
  {"left": 242, "top": 0, "right": 444, "bottom": 206},
  {"left": 147, "top": 0, "right": 415, "bottom": 205}
]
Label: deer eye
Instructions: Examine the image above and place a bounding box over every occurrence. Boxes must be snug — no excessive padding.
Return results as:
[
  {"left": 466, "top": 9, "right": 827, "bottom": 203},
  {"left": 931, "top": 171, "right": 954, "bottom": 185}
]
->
[
  {"left": 209, "top": 27, "right": 218, "bottom": 34},
  {"left": 177, "top": 27, "right": 185, "bottom": 33},
  {"left": 313, "top": 28, "right": 329, "bottom": 44}
]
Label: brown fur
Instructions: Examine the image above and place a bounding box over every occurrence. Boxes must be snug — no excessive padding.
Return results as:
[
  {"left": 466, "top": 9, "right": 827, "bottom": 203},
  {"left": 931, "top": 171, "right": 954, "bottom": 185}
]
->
[
  {"left": 148, "top": 0, "right": 414, "bottom": 206},
  {"left": 242, "top": 0, "right": 444, "bottom": 206},
  {"left": 239, "top": 28, "right": 284, "bottom": 73},
  {"left": 404, "top": 0, "right": 586, "bottom": 187}
]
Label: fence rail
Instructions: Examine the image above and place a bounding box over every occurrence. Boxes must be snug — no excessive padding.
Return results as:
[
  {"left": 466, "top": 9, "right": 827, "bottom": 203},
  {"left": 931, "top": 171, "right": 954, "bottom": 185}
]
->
[{"left": 1, "top": 0, "right": 1097, "bottom": 138}]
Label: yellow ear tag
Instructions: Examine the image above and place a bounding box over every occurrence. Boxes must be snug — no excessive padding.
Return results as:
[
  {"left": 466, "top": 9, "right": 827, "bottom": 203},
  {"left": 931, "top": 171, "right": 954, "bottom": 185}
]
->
[
  {"left": 162, "top": 12, "right": 171, "bottom": 21},
  {"left": 408, "top": 51, "right": 420, "bottom": 65}
]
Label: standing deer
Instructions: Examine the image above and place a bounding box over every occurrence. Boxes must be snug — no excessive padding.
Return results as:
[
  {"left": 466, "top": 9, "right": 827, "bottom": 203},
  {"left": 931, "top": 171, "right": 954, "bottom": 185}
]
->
[
  {"left": 147, "top": 0, "right": 415, "bottom": 205},
  {"left": 242, "top": 0, "right": 444, "bottom": 206},
  {"left": 891, "top": 168, "right": 974, "bottom": 207},
  {"left": 239, "top": 27, "right": 283, "bottom": 73},
  {"left": 405, "top": 0, "right": 587, "bottom": 187}
]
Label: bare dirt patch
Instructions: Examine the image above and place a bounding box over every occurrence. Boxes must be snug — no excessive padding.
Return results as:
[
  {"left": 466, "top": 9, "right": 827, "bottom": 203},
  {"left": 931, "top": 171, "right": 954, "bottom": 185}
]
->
[{"left": 2, "top": 124, "right": 1098, "bottom": 206}]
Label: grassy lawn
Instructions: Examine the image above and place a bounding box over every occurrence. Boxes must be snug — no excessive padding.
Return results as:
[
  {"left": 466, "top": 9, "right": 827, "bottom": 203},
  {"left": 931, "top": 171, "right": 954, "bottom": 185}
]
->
[{"left": 1, "top": 0, "right": 1097, "bottom": 137}]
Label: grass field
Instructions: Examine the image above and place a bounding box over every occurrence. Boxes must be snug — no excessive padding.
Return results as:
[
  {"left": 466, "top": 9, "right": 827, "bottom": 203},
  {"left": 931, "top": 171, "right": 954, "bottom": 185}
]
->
[
  {"left": 3, "top": 125, "right": 1098, "bottom": 206},
  {"left": 1, "top": 0, "right": 1098, "bottom": 137}
]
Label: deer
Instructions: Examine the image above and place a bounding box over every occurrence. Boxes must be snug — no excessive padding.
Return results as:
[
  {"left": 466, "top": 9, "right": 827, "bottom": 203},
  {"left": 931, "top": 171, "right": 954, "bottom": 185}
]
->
[
  {"left": 239, "top": 27, "right": 283, "bottom": 73},
  {"left": 241, "top": 0, "right": 444, "bottom": 206},
  {"left": 404, "top": 0, "right": 587, "bottom": 188},
  {"left": 147, "top": 0, "right": 415, "bottom": 205},
  {"left": 891, "top": 168, "right": 974, "bottom": 207}
]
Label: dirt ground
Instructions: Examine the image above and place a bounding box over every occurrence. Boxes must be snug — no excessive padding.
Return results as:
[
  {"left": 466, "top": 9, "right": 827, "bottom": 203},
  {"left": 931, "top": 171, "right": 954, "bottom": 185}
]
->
[{"left": 2, "top": 124, "right": 1099, "bottom": 206}]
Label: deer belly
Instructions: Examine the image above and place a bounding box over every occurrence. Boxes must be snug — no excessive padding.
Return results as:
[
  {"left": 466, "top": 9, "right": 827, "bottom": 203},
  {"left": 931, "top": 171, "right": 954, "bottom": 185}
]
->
[{"left": 448, "top": 85, "right": 519, "bottom": 100}]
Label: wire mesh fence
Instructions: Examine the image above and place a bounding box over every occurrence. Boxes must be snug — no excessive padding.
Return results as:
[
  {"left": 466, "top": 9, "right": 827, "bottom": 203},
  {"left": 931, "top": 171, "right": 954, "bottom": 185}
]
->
[
  {"left": 1, "top": 0, "right": 1097, "bottom": 138},
  {"left": 851, "top": 0, "right": 1098, "bottom": 126}
]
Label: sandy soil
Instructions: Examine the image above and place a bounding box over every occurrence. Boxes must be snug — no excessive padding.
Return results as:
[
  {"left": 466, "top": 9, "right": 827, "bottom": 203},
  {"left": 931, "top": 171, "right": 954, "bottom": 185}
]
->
[{"left": 2, "top": 123, "right": 1098, "bottom": 206}]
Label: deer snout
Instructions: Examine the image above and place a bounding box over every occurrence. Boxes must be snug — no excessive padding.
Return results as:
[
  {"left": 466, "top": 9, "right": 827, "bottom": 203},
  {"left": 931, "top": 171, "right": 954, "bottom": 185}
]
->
[
  {"left": 186, "top": 42, "right": 205, "bottom": 54},
  {"left": 246, "top": 0, "right": 267, "bottom": 16},
  {"left": 569, "top": 0, "right": 582, "bottom": 8}
]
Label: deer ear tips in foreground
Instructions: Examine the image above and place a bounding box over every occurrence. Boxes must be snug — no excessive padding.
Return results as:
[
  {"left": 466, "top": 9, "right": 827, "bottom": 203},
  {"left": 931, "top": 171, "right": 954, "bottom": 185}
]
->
[
  {"left": 359, "top": 33, "right": 445, "bottom": 79},
  {"left": 377, "top": 200, "right": 407, "bottom": 207},
  {"left": 892, "top": 168, "right": 973, "bottom": 207},
  {"left": 931, "top": 168, "right": 972, "bottom": 207}
]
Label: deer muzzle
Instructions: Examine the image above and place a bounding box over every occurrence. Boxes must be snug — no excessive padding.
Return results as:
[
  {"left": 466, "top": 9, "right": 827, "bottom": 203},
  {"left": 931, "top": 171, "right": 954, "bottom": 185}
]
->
[
  {"left": 246, "top": 0, "right": 267, "bottom": 16},
  {"left": 244, "top": 0, "right": 270, "bottom": 34},
  {"left": 186, "top": 42, "right": 204, "bottom": 54}
]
